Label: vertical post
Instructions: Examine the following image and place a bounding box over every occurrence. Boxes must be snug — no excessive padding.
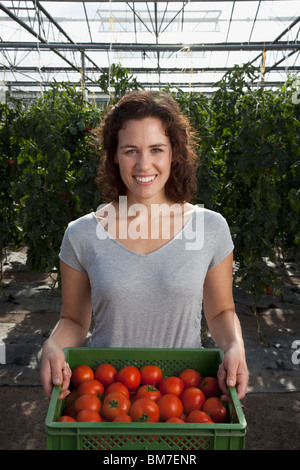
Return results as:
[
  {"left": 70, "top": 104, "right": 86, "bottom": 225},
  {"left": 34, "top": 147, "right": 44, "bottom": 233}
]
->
[
  {"left": 0, "top": 340, "right": 6, "bottom": 364},
  {"left": 81, "top": 50, "right": 85, "bottom": 90}
]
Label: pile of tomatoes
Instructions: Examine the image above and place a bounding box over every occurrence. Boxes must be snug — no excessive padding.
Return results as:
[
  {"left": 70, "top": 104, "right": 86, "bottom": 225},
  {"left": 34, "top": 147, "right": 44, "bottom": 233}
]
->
[{"left": 57, "top": 363, "right": 228, "bottom": 424}]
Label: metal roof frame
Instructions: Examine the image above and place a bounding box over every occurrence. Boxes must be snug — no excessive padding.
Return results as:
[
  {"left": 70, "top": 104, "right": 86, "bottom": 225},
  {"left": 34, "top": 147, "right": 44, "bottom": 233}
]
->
[{"left": 0, "top": 0, "right": 300, "bottom": 97}]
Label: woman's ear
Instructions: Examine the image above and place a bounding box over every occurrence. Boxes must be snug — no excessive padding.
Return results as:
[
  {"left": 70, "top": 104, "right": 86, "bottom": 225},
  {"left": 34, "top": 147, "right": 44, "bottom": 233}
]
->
[{"left": 113, "top": 153, "right": 119, "bottom": 164}]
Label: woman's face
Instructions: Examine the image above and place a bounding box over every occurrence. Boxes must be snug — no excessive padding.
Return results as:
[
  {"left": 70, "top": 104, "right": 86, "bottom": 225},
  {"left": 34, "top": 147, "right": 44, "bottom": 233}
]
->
[{"left": 114, "top": 117, "right": 173, "bottom": 205}]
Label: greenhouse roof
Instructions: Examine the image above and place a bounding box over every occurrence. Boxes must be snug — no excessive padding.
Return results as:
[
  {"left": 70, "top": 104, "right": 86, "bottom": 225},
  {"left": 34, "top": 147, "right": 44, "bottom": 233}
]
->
[{"left": 1, "top": 0, "right": 300, "bottom": 100}]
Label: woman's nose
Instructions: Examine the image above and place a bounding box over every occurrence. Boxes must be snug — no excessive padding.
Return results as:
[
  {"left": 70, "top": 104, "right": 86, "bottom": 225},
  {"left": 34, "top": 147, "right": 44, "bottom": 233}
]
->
[{"left": 135, "top": 151, "right": 151, "bottom": 171}]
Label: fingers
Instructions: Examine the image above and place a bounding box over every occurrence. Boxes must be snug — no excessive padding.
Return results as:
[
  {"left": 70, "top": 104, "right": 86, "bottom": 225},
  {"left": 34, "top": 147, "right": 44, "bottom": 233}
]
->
[
  {"left": 59, "top": 362, "right": 71, "bottom": 400},
  {"left": 40, "top": 358, "right": 54, "bottom": 400},
  {"left": 41, "top": 356, "right": 71, "bottom": 399},
  {"left": 51, "top": 358, "right": 65, "bottom": 387},
  {"left": 217, "top": 363, "right": 231, "bottom": 401},
  {"left": 217, "top": 361, "right": 249, "bottom": 402},
  {"left": 235, "top": 371, "right": 248, "bottom": 401}
]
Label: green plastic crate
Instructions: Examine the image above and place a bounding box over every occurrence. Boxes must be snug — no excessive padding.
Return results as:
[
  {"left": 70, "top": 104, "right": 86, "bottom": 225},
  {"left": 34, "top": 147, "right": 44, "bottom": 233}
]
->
[{"left": 45, "top": 347, "right": 247, "bottom": 450}]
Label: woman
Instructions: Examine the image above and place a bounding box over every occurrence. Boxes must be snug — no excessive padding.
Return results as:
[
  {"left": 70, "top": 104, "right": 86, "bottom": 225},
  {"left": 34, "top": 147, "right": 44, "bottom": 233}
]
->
[{"left": 40, "top": 90, "right": 248, "bottom": 402}]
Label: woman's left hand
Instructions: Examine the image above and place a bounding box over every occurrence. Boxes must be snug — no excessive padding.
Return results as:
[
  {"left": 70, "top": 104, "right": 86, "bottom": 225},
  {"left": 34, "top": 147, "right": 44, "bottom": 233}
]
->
[{"left": 217, "top": 345, "right": 249, "bottom": 402}]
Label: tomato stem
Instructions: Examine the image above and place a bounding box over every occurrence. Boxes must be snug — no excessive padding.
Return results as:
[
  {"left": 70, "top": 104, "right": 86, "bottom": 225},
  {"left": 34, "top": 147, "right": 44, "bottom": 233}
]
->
[
  {"left": 108, "top": 399, "right": 119, "bottom": 409},
  {"left": 136, "top": 413, "right": 150, "bottom": 422}
]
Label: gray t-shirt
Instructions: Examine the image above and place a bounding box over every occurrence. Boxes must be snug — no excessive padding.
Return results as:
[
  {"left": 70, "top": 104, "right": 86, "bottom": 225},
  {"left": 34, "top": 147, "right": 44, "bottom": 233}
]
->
[{"left": 59, "top": 205, "right": 234, "bottom": 349}]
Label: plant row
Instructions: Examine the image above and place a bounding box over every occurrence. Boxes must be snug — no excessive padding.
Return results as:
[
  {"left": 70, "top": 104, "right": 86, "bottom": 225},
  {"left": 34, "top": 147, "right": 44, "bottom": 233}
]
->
[{"left": 1, "top": 64, "right": 299, "bottom": 314}]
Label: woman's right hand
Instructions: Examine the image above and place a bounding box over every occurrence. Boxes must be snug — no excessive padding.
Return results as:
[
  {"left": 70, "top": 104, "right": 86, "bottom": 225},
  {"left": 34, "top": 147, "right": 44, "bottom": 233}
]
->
[{"left": 40, "top": 338, "right": 71, "bottom": 400}]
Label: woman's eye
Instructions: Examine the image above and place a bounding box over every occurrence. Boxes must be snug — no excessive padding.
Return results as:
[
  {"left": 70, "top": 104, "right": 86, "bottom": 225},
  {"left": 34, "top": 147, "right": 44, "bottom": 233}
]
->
[
  {"left": 125, "top": 149, "right": 136, "bottom": 155},
  {"left": 152, "top": 148, "right": 163, "bottom": 153}
]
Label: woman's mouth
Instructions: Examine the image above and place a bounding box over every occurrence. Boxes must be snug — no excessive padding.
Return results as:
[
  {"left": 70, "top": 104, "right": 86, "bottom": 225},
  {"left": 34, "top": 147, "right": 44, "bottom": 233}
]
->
[{"left": 134, "top": 175, "right": 157, "bottom": 183}]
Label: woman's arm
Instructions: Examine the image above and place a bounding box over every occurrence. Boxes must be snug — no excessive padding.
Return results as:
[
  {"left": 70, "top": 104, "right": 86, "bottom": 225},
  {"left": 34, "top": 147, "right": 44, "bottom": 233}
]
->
[
  {"left": 203, "top": 252, "right": 249, "bottom": 401},
  {"left": 40, "top": 260, "right": 92, "bottom": 399}
]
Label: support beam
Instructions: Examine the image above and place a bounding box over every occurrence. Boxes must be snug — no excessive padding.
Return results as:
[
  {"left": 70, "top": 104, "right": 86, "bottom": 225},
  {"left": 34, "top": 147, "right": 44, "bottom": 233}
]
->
[
  {"left": 0, "top": 2, "right": 99, "bottom": 83},
  {"left": 30, "top": 0, "right": 294, "bottom": 2},
  {"left": 2, "top": 65, "right": 300, "bottom": 74},
  {"left": 1, "top": 41, "right": 299, "bottom": 52}
]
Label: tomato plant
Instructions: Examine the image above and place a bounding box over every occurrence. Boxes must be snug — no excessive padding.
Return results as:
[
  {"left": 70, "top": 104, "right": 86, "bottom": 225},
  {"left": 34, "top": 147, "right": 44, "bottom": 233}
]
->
[
  {"left": 116, "top": 365, "right": 141, "bottom": 391},
  {"left": 129, "top": 398, "right": 160, "bottom": 423},
  {"left": 71, "top": 365, "right": 94, "bottom": 388},
  {"left": 98, "top": 63, "right": 143, "bottom": 104},
  {"left": 159, "top": 376, "right": 184, "bottom": 397}
]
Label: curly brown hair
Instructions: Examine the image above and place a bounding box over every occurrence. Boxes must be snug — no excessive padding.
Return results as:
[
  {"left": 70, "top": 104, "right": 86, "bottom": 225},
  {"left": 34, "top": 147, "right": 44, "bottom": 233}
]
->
[{"left": 92, "top": 90, "right": 200, "bottom": 203}]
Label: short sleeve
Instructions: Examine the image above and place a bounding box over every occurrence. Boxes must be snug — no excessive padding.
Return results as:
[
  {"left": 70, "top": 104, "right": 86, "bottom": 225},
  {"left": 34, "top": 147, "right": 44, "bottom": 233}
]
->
[
  {"left": 59, "top": 224, "right": 87, "bottom": 274},
  {"left": 208, "top": 214, "right": 234, "bottom": 270}
]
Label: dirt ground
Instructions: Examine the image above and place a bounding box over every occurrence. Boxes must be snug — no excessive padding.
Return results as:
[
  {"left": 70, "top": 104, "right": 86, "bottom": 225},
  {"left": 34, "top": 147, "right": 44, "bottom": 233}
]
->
[{"left": 0, "top": 246, "right": 300, "bottom": 451}]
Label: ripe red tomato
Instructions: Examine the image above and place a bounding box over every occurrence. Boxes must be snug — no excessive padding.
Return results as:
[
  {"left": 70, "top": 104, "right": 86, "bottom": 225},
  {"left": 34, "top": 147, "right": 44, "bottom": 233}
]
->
[
  {"left": 140, "top": 365, "right": 163, "bottom": 387},
  {"left": 76, "top": 379, "right": 104, "bottom": 398},
  {"left": 76, "top": 410, "right": 102, "bottom": 422},
  {"left": 102, "top": 391, "right": 131, "bottom": 421},
  {"left": 187, "top": 410, "right": 214, "bottom": 423},
  {"left": 71, "top": 365, "right": 94, "bottom": 388},
  {"left": 57, "top": 416, "right": 76, "bottom": 422},
  {"left": 129, "top": 398, "right": 160, "bottom": 423},
  {"left": 165, "top": 417, "right": 186, "bottom": 423},
  {"left": 63, "top": 405, "right": 76, "bottom": 419},
  {"left": 179, "top": 368, "right": 202, "bottom": 389},
  {"left": 74, "top": 393, "right": 101, "bottom": 415},
  {"left": 159, "top": 376, "right": 184, "bottom": 397},
  {"left": 65, "top": 389, "right": 78, "bottom": 408},
  {"left": 202, "top": 397, "right": 228, "bottom": 423},
  {"left": 180, "top": 411, "right": 188, "bottom": 422},
  {"left": 180, "top": 387, "right": 206, "bottom": 415},
  {"left": 136, "top": 384, "right": 161, "bottom": 402},
  {"left": 157, "top": 394, "right": 183, "bottom": 421},
  {"left": 94, "top": 363, "right": 117, "bottom": 388},
  {"left": 200, "top": 376, "right": 221, "bottom": 398},
  {"left": 104, "top": 381, "right": 130, "bottom": 399},
  {"left": 116, "top": 365, "right": 141, "bottom": 391},
  {"left": 113, "top": 414, "right": 132, "bottom": 422}
]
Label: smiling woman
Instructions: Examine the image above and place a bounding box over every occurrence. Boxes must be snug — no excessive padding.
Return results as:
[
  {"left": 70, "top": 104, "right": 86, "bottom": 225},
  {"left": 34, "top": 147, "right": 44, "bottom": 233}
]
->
[
  {"left": 40, "top": 90, "right": 249, "bottom": 406},
  {"left": 94, "top": 90, "right": 199, "bottom": 204},
  {"left": 114, "top": 117, "right": 173, "bottom": 206}
]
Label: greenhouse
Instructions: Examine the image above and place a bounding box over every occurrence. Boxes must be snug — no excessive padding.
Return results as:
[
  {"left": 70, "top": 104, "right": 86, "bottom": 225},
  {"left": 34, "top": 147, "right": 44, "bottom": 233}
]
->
[
  {"left": 1, "top": 0, "right": 300, "bottom": 100},
  {"left": 0, "top": 1, "right": 300, "bottom": 452}
]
